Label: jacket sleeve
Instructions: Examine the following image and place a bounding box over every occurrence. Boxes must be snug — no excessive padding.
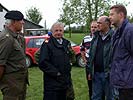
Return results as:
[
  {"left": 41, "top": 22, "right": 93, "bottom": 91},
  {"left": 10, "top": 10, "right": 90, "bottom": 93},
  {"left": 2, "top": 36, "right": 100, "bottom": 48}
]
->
[
  {"left": 87, "top": 41, "right": 93, "bottom": 75},
  {"left": 80, "top": 39, "right": 85, "bottom": 51},
  {"left": 39, "top": 42, "right": 60, "bottom": 77},
  {"left": 125, "top": 29, "right": 133, "bottom": 55},
  {"left": 0, "top": 36, "right": 13, "bottom": 65}
]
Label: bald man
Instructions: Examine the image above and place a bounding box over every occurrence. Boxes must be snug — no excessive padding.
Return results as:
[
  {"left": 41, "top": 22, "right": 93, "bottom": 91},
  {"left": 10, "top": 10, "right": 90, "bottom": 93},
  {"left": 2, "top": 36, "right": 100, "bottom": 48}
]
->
[{"left": 87, "top": 16, "right": 114, "bottom": 100}]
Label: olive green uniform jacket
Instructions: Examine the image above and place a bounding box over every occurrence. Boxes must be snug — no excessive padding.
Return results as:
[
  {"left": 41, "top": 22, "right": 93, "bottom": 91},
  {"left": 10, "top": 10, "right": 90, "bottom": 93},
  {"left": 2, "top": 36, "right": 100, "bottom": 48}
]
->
[{"left": 0, "top": 27, "right": 28, "bottom": 100}]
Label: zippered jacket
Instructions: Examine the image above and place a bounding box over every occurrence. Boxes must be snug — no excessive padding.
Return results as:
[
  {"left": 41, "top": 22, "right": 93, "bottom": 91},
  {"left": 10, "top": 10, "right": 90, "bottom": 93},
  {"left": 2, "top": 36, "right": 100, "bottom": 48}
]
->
[
  {"left": 88, "top": 29, "right": 113, "bottom": 78},
  {"left": 110, "top": 19, "right": 133, "bottom": 88},
  {"left": 39, "top": 36, "right": 72, "bottom": 90}
]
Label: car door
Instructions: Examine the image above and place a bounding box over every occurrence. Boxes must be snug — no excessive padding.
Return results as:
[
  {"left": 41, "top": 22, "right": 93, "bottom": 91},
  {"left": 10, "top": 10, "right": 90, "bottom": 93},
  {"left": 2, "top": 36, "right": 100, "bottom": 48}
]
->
[{"left": 26, "top": 38, "right": 44, "bottom": 57}]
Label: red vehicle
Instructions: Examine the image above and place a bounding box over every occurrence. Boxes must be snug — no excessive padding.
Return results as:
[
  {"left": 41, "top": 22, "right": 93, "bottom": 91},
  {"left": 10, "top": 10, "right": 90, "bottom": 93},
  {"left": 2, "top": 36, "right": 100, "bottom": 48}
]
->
[
  {"left": 25, "top": 35, "right": 85, "bottom": 67},
  {"left": 70, "top": 41, "right": 85, "bottom": 67},
  {"left": 25, "top": 35, "right": 49, "bottom": 67}
]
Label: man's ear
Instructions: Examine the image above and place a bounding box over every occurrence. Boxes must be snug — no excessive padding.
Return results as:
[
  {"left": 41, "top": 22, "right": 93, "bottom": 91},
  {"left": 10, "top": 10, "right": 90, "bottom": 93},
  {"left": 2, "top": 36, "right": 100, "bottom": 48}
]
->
[{"left": 119, "top": 12, "right": 124, "bottom": 18}]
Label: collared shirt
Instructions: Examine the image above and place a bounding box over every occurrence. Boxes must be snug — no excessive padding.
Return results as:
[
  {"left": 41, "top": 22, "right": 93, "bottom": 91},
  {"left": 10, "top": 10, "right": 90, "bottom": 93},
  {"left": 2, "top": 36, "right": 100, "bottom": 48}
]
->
[
  {"left": 56, "top": 38, "right": 63, "bottom": 44},
  {"left": 99, "top": 31, "right": 110, "bottom": 40}
]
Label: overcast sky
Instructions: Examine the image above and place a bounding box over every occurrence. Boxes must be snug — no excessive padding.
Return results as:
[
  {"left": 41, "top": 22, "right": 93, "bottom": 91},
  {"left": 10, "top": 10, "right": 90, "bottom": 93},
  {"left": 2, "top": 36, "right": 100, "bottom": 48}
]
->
[
  {"left": 0, "top": 0, "right": 62, "bottom": 29},
  {"left": 0, "top": 0, "right": 133, "bottom": 29}
]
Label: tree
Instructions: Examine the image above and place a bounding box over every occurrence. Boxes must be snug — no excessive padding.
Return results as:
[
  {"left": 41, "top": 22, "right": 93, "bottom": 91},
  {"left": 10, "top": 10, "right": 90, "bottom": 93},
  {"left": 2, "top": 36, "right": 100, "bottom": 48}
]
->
[
  {"left": 59, "top": 0, "right": 112, "bottom": 32},
  {"left": 26, "top": 7, "right": 43, "bottom": 24},
  {"left": 128, "top": 14, "right": 133, "bottom": 23},
  {"left": 58, "top": 0, "right": 76, "bottom": 37},
  {"left": 59, "top": 0, "right": 129, "bottom": 34},
  {"left": 59, "top": 0, "right": 86, "bottom": 37}
]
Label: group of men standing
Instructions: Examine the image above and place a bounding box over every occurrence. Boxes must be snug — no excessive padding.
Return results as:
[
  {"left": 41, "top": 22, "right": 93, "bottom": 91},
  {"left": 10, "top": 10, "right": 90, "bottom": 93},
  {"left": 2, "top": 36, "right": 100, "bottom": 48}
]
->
[
  {"left": 81, "top": 4, "right": 133, "bottom": 100},
  {"left": 0, "top": 4, "right": 133, "bottom": 100},
  {"left": 81, "top": 16, "right": 114, "bottom": 100}
]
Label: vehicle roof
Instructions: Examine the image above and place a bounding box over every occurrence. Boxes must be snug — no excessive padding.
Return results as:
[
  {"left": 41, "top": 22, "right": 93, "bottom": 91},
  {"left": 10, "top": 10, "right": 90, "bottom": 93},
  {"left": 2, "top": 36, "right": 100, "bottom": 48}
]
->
[
  {"left": 24, "top": 34, "right": 49, "bottom": 39},
  {"left": 25, "top": 28, "right": 47, "bottom": 31}
]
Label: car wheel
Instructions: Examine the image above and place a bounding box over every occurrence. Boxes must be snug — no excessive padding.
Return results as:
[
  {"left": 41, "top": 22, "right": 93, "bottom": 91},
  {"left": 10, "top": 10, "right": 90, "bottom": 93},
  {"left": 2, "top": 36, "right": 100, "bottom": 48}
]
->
[
  {"left": 26, "top": 56, "right": 32, "bottom": 67},
  {"left": 76, "top": 55, "right": 86, "bottom": 67}
]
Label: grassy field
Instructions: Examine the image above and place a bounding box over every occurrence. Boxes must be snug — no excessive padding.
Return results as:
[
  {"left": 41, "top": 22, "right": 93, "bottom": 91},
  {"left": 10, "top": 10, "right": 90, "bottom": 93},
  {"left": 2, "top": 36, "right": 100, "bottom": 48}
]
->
[
  {"left": 0, "top": 66, "right": 89, "bottom": 100},
  {"left": 64, "top": 33, "right": 85, "bottom": 44}
]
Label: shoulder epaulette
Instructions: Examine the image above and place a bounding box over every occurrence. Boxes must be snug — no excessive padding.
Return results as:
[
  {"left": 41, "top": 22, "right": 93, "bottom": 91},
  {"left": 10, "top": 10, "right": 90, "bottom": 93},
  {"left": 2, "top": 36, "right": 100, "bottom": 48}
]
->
[
  {"left": 6, "top": 34, "right": 9, "bottom": 37},
  {"left": 44, "top": 39, "right": 49, "bottom": 43}
]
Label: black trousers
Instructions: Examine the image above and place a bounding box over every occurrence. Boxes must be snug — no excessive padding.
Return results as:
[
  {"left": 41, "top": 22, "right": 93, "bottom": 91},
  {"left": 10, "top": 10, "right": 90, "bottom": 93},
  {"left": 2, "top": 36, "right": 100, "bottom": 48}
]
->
[
  {"left": 87, "top": 79, "right": 92, "bottom": 100},
  {"left": 119, "top": 88, "right": 133, "bottom": 100},
  {"left": 85, "top": 65, "right": 92, "bottom": 100},
  {"left": 66, "top": 84, "right": 75, "bottom": 100},
  {"left": 44, "top": 89, "right": 67, "bottom": 100}
]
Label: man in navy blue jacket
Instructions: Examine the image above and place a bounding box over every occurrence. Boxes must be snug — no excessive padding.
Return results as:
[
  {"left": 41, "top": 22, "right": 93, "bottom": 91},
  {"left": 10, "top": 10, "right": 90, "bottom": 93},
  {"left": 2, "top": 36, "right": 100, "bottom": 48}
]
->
[
  {"left": 109, "top": 4, "right": 133, "bottom": 100},
  {"left": 39, "top": 22, "right": 73, "bottom": 100}
]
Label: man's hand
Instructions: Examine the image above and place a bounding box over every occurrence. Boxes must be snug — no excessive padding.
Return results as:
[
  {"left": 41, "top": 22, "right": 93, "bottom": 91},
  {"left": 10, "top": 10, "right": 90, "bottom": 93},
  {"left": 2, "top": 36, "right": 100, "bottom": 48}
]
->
[
  {"left": 81, "top": 51, "right": 87, "bottom": 64},
  {"left": 87, "top": 74, "right": 92, "bottom": 80},
  {"left": 56, "top": 72, "right": 66, "bottom": 84},
  {"left": 0, "top": 65, "right": 4, "bottom": 80}
]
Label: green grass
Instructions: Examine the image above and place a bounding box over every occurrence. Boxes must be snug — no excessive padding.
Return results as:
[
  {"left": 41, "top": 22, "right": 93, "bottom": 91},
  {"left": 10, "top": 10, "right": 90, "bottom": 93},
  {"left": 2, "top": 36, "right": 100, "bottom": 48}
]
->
[
  {"left": 0, "top": 66, "right": 89, "bottom": 100},
  {"left": 72, "top": 66, "right": 89, "bottom": 100},
  {"left": 64, "top": 33, "right": 85, "bottom": 44}
]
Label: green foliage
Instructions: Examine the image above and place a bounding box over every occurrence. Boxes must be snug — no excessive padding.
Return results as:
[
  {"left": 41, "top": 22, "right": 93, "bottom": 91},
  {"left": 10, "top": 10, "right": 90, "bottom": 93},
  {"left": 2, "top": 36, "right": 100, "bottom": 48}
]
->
[
  {"left": 59, "top": 0, "right": 130, "bottom": 33},
  {"left": 59, "top": 0, "right": 112, "bottom": 29},
  {"left": 26, "top": 7, "right": 43, "bottom": 24},
  {"left": 128, "top": 14, "right": 133, "bottom": 23}
]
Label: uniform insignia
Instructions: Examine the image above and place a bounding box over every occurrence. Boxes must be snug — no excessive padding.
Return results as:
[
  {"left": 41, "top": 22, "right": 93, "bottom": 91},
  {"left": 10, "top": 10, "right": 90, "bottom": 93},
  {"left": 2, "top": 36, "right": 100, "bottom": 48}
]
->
[
  {"left": 6, "top": 34, "right": 9, "bottom": 37},
  {"left": 45, "top": 39, "right": 49, "bottom": 43}
]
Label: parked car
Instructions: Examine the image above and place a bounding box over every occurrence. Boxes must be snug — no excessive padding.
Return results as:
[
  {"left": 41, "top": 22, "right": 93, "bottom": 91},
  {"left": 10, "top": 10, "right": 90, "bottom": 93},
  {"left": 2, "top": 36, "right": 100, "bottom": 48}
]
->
[
  {"left": 25, "top": 35, "right": 49, "bottom": 67},
  {"left": 25, "top": 35, "right": 85, "bottom": 67},
  {"left": 70, "top": 41, "right": 86, "bottom": 67}
]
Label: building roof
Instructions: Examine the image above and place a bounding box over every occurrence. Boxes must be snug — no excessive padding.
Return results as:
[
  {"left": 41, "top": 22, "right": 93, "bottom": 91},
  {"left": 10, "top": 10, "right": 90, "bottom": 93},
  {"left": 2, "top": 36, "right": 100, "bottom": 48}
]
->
[
  {"left": 0, "top": 3, "right": 8, "bottom": 12},
  {"left": 0, "top": 3, "right": 43, "bottom": 28}
]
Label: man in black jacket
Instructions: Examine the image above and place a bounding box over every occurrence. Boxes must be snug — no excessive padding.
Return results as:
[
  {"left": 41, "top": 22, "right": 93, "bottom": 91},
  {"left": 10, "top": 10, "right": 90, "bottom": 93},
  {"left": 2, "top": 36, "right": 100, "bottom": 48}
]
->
[
  {"left": 39, "top": 22, "right": 73, "bottom": 100},
  {"left": 80, "top": 21, "right": 97, "bottom": 100}
]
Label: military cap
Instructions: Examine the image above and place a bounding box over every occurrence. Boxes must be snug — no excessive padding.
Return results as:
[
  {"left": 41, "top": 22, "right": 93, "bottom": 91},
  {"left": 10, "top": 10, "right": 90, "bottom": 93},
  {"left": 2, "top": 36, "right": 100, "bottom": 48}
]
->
[{"left": 4, "top": 10, "right": 24, "bottom": 20}]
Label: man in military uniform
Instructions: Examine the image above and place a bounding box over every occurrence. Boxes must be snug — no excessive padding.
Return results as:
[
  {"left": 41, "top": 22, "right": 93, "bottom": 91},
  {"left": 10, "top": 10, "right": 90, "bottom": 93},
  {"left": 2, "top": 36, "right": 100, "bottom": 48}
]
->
[
  {"left": 39, "top": 22, "right": 74, "bottom": 100},
  {"left": 0, "top": 10, "right": 28, "bottom": 100}
]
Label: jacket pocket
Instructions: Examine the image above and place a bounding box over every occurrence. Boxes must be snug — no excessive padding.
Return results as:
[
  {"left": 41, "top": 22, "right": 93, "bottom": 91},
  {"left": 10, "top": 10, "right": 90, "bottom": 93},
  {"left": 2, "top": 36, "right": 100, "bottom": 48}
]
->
[
  {"left": 110, "top": 63, "right": 126, "bottom": 87},
  {"left": 121, "top": 64, "right": 133, "bottom": 86},
  {"left": 13, "top": 43, "right": 25, "bottom": 59}
]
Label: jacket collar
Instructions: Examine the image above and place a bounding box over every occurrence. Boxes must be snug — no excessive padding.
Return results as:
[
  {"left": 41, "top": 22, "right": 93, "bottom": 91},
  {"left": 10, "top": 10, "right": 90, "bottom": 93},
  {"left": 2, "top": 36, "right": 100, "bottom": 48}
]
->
[
  {"left": 115, "top": 19, "right": 128, "bottom": 37},
  {"left": 94, "top": 28, "right": 113, "bottom": 40},
  {"left": 50, "top": 36, "right": 64, "bottom": 48},
  {"left": 112, "top": 19, "right": 129, "bottom": 53}
]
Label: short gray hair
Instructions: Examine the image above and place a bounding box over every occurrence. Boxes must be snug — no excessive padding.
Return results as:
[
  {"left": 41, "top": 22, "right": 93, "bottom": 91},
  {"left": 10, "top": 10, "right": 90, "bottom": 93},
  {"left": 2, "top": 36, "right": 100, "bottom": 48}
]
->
[
  {"left": 50, "top": 22, "right": 64, "bottom": 32},
  {"left": 5, "top": 19, "right": 13, "bottom": 25}
]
